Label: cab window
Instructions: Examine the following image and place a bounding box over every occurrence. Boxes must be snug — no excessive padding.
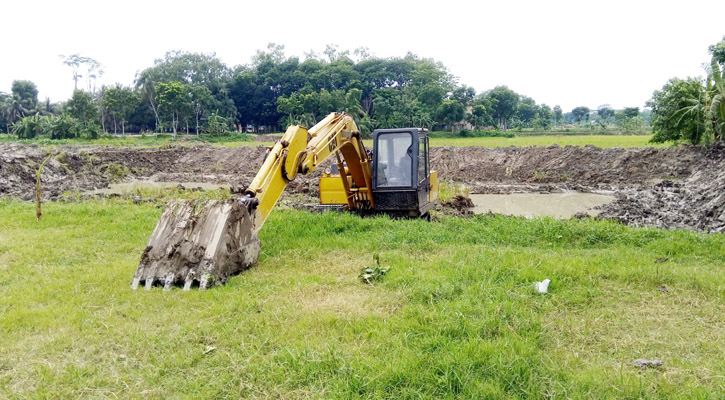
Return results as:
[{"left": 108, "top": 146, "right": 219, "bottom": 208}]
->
[{"left": 376, "top": 132, "right": 413, "bottom": 187}]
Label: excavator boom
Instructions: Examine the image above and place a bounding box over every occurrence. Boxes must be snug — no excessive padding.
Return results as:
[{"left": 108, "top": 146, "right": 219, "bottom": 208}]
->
[{"left": 243, "top": 112, "right": 373, "bottom": 230}]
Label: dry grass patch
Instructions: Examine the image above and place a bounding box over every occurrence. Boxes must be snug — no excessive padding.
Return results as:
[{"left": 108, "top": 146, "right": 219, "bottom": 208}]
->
[
  {"left": 296, "top": 284, "right": 404, "bottom": 317},
  {"left": 544, "top": 281, "right": 725, "bottom": 386}
]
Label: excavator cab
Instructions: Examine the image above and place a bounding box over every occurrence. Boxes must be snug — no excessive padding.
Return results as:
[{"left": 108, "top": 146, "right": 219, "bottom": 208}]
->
[
  {"left": 320, "top": 128, "right": 438, "bottom": 218},
  {"left": 371, "top": 128, "right": 437, "bottom": 218}
]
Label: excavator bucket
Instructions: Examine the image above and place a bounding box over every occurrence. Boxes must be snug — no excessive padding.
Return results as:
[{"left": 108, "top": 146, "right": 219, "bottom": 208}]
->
[{"left": 131, "top": 199, "right": 260, "bottom": 290}]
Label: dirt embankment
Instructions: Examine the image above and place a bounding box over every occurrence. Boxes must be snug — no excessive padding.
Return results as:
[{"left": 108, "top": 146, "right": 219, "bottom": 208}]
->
[
  {"left": 432, "top": 144, "right": 725, "bottom": 232},
  {"left": 431, "top": 144, "right": 704, "bottom": 191},
  {"left": 1, "top": 142, "right": 724, "bottom": 232}
]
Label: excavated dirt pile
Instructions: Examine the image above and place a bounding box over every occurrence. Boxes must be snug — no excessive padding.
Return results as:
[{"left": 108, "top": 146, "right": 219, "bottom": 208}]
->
[
  {"left": 597, "top": 143, "right": 725, "bottom": 232},
  {"left": 1, "top": 142, "right": 724, "bottom": 232},
  {"left": 430, "top": 144, "right": 703, "bottom": 191},
  {"left": 0, "top": 143, "right": 323, "bottom": 200}
]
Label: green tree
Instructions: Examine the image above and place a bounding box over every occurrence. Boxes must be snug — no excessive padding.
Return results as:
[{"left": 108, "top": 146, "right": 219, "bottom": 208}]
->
[
  {"left": 103, "top": 85, "right": 138, "bottom": 135},
  {"left": 597, "top": 105, "right": 614, "bottom": 122},
  {"left": 189, "top": 85, "right": 213, "bottom": 135},
  {"left": 437, "top": 100, "right": 465, "bottom": 131},
  {"left": 622, "top": 107, "right": 639, "bottom": 118},
  {"left": 137, "top": 51, "right": 235, "bottom": 130},
  {"left": 10, "top": 80, "right": 39, "bottom": 116},
  {"left": 571, "top": 106, "right": 590, "bottom": 124},
  {"left": 451, "top": 86, "right": 476, "bottom": 107},
  {"left": 134, "top": 70, "right": 161, "bottom": 130},
  {"left": 466, "top": 104, "right": 490, "bottom": 129},
  {"left": 648, "top": 38, "right": 725, "bottom": 144},
  {"left": 552, "top": 105, "right": 563, "bottom": 128},
  {"left": 0, "top": 92, "right": 10, "bottom": 132},
  {"left": 706, "top": 43, "right": 725, "bottom": 141},
  {"left": 486, "top": 86, "right": 519, "bottom": 129},
  {"left": 517, "top": 97, "right": 538, "bottom": 126},
  {"left": 156, "top": 81, "right": 192, "bottom": 138},
  {"left": 648, "top": 78, "right": 706, "bottom": 143},
  {"left": 709, "top": 36, "right": 725, "bottom": 67},
  {"left": 66, "top": 90, "right": 98, "bottom": 128}
]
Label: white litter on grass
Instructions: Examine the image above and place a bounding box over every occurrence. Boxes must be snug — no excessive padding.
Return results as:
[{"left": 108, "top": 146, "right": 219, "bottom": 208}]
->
[{"left": 534, "top": 279, "right": 551, "bottom": 293}]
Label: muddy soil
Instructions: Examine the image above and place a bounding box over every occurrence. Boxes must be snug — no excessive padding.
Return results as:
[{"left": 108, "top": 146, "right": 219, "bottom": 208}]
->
[{"left": 1, "top": 142, "right": 723, "bottom": 232}]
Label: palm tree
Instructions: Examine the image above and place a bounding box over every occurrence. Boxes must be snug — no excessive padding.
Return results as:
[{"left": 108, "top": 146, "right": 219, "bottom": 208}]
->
[
  {"left": 707, "top": 58, "right": 724, "bottom": 141},
  {"left": 134, "top": 71, "right": 160, "bottom": 131},
  {"left": 4, "top": 94, "right": 31, "bottom": 124},
  {"left": 672, "top": 57, "right": 725, "bottom": 144}
]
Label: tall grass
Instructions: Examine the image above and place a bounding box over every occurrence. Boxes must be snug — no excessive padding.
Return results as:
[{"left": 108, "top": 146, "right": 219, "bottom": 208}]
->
[{"left": 0, "top": 200, "right": 723, "bottom": 398}]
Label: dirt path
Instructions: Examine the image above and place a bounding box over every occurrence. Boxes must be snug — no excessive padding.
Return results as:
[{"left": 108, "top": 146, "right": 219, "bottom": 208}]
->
[{"left": 1, "top": 142, "right": 723, "bottom": 232}]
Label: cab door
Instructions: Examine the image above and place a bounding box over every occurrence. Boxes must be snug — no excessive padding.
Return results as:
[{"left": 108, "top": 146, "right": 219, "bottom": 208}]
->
[{"left": 416, "top": 133, "right": 430, "bottom": 207}]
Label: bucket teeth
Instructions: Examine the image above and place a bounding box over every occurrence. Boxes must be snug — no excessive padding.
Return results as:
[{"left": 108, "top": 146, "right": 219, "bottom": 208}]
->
[
  {"left": 199, "top": 273, "right": 210, "bottom": 290},
  {"left": 131, "top": 277, "right": 141, "bottom": 290},
  {"left": 183, "top": 272, "right": 195, "bottom": 291},
  {"left": 163, "top": 274, "right": 174, "bottom": 291}
]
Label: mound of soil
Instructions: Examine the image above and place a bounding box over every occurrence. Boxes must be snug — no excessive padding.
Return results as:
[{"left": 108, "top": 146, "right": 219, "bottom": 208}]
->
[
  {"left": 430, "top": 144, "right": 703, "bottom": 191},
  {"left": 597, "top": 143, "right": 725, "bottom": 232},
  {"left": 1, "top": 142, "right": 724, "bottom": 232}
]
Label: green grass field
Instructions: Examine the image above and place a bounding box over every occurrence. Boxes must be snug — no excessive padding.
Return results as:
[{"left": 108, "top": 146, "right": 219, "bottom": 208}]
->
[
  {"left": 428, "top": 134, "right": 659, "bottom": 148},
  {"left": 1, "top": 200, "right": 723, "bottom": 398},
  {"left": 0, "top": 133, "right": 258, "bottom": 148},
  {"left": 1, "top": 132, "right": 659, "bottom": 148}
]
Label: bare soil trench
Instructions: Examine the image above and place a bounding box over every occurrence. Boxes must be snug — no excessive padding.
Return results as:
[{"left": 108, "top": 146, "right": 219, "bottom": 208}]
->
[{"left": 2, "top": 142, "right": 724, "bottom": 232}]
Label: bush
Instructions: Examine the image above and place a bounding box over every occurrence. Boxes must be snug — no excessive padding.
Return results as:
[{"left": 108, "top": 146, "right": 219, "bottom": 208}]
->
[
  {"left": 12, "top": 115, "right": 42, "bottom": 139},
  {"left": 11, "top": 114, "right": 100, "bottom": 140},
  {"left": 205, "top": 113, "right": 231, "bottom": 135},
  {"left": 43, "top": 114, "right": 77, "bottom": 139}
]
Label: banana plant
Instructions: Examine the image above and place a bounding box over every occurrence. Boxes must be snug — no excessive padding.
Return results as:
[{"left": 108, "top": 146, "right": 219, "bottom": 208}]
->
[{"left": 708, "top": 58, "right": 724, "bottom": 141}]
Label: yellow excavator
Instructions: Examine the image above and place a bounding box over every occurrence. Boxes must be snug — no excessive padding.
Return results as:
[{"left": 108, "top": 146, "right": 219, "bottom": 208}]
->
[{"left": 132, "top": 112, "right": 438, "bottom": 290}]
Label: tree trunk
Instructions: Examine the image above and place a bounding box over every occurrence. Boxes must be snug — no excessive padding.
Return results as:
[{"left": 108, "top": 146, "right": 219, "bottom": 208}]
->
[
  {"left": 149, "top": 99, "right": 161, "bottom": 132},
  {"left": 113, "top": 117, "right": 117, "bottom": 135}
]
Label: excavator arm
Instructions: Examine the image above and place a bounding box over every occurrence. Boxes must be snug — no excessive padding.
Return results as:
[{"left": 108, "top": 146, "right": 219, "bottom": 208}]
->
[
  {"left": 242, "top": 112, "right": 374, "bottom": 231},
  {"left": 133, "top": 112, "right": 372, "bottom": 290}
]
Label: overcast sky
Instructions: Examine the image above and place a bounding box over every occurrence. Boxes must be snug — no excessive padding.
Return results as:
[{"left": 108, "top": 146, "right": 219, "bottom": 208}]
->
[{"left": 2, "top": 0, "right": 723, "bottom": 112}]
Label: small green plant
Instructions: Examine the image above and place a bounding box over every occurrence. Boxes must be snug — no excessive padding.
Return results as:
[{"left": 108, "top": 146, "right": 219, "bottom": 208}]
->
[
  {"left": 438, "top": 180, "right": 470, "bottom": 202},
  {"left": 531, "top": 170, "right": 550, "bottom": 181},
  {"left": 102, "top": 163, "right": 129, "bottom": 183},
  {"left": 36, "top": 153, "right": 54, "bottom": 220},
  {"left": 206, "top": 112, "right": 231, "bottom": 136},
  {"left": 359, "top": 254, "right": 389, "bottom": 285}
]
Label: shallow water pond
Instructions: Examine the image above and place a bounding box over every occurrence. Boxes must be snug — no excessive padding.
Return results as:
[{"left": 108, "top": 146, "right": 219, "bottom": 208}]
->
[{"left": 470, "top": 192, "right": 615, "bottom": 219}]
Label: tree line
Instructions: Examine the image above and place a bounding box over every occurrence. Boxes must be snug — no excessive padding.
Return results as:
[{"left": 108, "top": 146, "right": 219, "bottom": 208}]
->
[{"left": 1, "top": 44, "right": 647, "bottom": 139}]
